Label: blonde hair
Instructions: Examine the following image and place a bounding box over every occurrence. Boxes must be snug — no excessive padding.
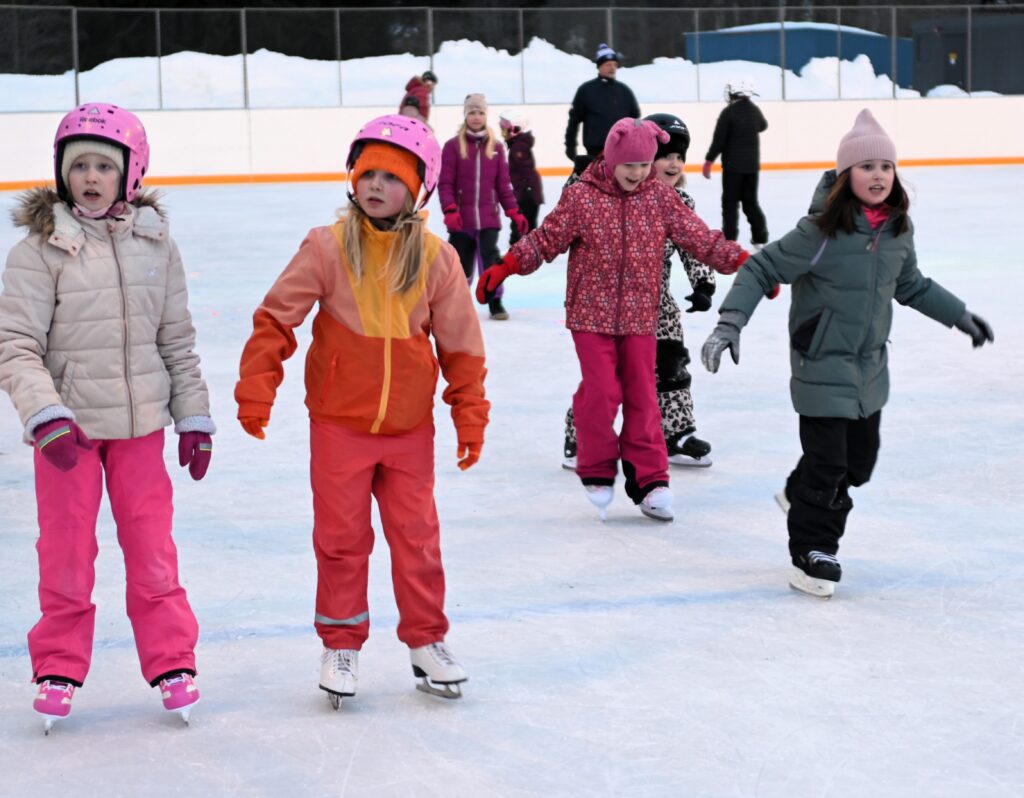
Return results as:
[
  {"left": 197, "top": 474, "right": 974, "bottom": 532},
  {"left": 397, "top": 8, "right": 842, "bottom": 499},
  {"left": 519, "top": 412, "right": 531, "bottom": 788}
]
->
[
  {"left": 342, "top": 195, "right": 426, "bottom": 295},
  {"left": 457, "top": 122, "right": 498, "bottom": 160}
]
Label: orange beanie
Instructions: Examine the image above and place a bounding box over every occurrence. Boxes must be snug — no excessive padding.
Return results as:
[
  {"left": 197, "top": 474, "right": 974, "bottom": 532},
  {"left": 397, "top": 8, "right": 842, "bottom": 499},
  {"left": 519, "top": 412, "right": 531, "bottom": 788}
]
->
[{"left": 349, "top": 141, "right": 422, "bottom": 201}]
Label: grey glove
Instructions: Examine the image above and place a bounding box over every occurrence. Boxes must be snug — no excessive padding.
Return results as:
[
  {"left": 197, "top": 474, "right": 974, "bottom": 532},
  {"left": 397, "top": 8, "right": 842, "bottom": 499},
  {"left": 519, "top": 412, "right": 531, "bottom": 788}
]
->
[
  {"left": 701, "top": 310, "right": 747, "bottom": 373},
  {"left": 954, "top": 310, "right": 994, "bottom": 348}
]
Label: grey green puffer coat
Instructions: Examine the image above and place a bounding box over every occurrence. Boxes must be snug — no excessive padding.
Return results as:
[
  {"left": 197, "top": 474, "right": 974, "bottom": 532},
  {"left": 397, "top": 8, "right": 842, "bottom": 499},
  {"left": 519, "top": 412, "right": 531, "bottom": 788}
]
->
[
  {"left": 0, "top": 188, "right": 212, "bottom": 440},
  {"left": 719, "top": 170, "right": 966, "bottom": 419}
]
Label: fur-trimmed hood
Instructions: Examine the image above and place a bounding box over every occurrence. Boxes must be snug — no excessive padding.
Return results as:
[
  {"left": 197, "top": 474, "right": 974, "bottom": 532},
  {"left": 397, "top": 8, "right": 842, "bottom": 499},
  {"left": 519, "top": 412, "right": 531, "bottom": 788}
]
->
[{"left": 11, "top": 186, "right": 165, "bottom": 238}]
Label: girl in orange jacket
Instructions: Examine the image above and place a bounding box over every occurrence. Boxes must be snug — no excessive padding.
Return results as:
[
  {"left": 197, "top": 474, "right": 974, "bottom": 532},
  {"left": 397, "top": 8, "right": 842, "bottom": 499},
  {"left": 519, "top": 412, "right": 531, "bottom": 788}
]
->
[{"left": 235, "top": 116, "right": 489, "bottom": 706}]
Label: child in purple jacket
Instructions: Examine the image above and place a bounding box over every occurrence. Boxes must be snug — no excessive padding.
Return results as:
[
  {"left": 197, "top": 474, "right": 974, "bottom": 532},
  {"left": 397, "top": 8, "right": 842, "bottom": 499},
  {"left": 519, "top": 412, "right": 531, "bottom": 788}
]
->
[
  {"left": 499, "top": 112, "right": 545, "bottom": 246},
  {"left": 439, "top": 93, "right": 529, "bottom": 321}
]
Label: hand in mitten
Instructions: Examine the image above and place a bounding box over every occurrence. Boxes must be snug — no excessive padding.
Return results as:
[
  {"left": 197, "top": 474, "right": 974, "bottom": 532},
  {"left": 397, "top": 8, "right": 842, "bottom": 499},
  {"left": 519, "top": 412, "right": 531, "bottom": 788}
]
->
[
  {"left": 33, "top": 418, "right": 93, "bottom": 472},
  {"left": 507, "top": 208, "right": 530, "bottom": 236},
  {"left": 239, "top": 414, "right": 269, "bottom": 440},
  {"left": 684, "top": 282, "right": 714, "bottom": 313},
  {"left": 442, "top": 207, "right": 463, "bottom": 233},
  {"left": 702, "top": 161, "right": 713, "bottom": 180},
  {"left": 701, "top": 310, "right": 747, "bottom": 373},
  {"left": 178, "top": 431, "right": 213, "bottom": 481},
  {"left": 457, "top": 440, "right": 482, "bottom": 471},
  {"left": 767, "top": 283, "right": 781, "bottom": 300},
  {"left": 954, "top": 310, "right": 994, "bottom": 348},
  {"left": 476, "top": 253, "right": 519, "bottom": 304}
]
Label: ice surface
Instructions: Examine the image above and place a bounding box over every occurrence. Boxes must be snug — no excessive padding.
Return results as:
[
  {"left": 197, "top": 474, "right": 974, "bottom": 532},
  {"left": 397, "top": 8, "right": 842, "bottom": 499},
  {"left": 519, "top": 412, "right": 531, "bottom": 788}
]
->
[{"left": 0, "top": 167, "right": 1021, "bottom": 796}]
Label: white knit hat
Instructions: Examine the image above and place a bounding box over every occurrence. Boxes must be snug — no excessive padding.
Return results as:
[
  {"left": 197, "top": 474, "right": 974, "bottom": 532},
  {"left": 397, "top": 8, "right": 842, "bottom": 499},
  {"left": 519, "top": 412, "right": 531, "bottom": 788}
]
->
[
  {"left": 60, "top": 139, "right": 125, "bottom": 189},
  {"left": 463, "top": 93, "right": 487, "bottom": 117},
  {"left": 836, "top": 109, "right": 897, "bottom": 174}
]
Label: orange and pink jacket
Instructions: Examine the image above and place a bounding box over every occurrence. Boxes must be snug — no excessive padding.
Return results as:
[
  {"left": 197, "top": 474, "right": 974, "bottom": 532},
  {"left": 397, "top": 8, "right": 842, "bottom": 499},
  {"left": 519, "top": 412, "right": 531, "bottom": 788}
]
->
[{"left": 236, "top": 217, "right": 489, "bottom": 444}]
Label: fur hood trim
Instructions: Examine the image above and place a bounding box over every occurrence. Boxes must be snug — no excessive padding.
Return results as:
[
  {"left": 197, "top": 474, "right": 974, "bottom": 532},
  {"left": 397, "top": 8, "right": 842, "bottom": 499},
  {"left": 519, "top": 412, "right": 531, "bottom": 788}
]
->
[{"left": 10, "top": 186, "right": 165, "bottom": 238}]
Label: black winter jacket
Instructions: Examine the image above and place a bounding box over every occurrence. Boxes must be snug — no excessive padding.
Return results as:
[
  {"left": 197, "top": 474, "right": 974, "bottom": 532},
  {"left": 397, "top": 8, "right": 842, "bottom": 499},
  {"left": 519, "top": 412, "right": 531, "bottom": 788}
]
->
[
  {"left": 704, "top": 98, "right": 768, "bottom": 174},
  {"left": 564, "top": 77, "right": 641, "bottom": 158}
]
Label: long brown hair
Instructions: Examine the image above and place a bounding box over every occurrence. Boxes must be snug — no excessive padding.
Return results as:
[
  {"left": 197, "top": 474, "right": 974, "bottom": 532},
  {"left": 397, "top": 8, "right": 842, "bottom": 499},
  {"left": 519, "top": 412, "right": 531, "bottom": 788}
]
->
[
  {"left": 815, "top": 168, "right": 910, "bottom": 238},
  {"left": 342, "top": 195, "right": 426, "bottom": 295}
]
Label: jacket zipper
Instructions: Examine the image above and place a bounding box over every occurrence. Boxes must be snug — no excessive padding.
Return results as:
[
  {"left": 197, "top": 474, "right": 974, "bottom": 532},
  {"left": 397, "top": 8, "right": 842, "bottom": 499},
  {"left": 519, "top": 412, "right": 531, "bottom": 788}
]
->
[
  {"left": 857, "top": 218, "right": 888, "bottom": 414},
  {"left": 614, "top": 196, "right": 627, "bottom": 329},
  {"left": 371, "top": 267, "right": 393, "bottom": 434},
  {"left": 111, "top": 234, "right": 136, "bottom": 438},
  {"left": 473, "top": 142, "right": 482, "bottom": 231}
]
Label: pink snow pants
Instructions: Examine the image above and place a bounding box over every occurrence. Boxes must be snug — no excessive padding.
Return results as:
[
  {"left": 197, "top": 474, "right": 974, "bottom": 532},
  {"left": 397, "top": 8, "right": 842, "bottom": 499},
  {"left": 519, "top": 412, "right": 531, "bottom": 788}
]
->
[
  {"left": 28, "top": 429, "right": 198, "bottom": 686},
  {"left": 310, "top": 420, "right": 448, "bottom": 650},
  {"left": 572, "top": 331, "right": 669, "bottom": 493}
]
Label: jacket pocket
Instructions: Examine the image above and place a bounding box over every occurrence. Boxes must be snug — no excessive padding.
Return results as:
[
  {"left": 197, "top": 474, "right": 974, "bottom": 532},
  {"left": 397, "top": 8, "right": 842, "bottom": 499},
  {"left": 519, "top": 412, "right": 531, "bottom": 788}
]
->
[
  {"left": 58, "top": 360, "right": 77, "bottom": 404},
  {"left": 791, "top": 308, "right": 833, "bottom": 359}
]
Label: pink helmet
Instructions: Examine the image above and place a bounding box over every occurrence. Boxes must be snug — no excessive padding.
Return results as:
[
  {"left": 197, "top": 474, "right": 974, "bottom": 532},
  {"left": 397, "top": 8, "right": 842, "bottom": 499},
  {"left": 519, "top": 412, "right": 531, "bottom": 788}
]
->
[
  {"left": 54, "top": 103, "right": 150, "bottom": 202},
  {"left": 345, "top": 114, "right": 441, "bottom": 209}
]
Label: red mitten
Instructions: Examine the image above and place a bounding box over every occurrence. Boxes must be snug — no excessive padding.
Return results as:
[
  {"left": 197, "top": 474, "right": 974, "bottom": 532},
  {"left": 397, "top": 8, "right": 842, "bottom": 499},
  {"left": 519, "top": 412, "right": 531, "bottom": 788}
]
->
[
  {"left": 457, "top": 440, "right": 482, "bottom": 471},
  {"left": 178, "top": 431, "right": 213, "bottom": 481},
  {"left": 702, "top": 161, "right": 713, "bottom": 179},
  {"left": 767, "top": 284, "right": 781, "bottom": 300},
  {"left": 507, "top": 209, "right": 529, "bottom": 236},
  {"left": 33, "top": 419, "right": 93, "bottom": 472},
  {"left": 476, "top": 253, "right": 519, "bottom": 304},
  {"left": 443, "top": 207, "right": 463, "bottom": 232}
]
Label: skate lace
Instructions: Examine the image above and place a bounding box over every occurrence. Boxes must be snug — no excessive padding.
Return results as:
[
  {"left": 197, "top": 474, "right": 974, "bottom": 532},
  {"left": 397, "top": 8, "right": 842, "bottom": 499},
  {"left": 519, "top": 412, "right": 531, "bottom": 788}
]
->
[
  {"left": 428, "top": 642, "right": 456, "bottom": 666},
  {"left": 41, "top": 680, "right": 73, "bottom": 697},
  {"left": 807, "top": 551, "right": 839, "bottom": 566},
  {"left": 328, "top": 648, "right": 357, "bottom": 675}
]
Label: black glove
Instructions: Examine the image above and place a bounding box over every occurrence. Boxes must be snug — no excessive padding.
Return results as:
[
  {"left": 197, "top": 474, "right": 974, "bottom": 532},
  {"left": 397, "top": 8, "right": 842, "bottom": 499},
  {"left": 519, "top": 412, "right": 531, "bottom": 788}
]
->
[
  {"left": 701, "top": 310, "right": 747, "bottom": 373},
  {"left": 684, "top": 282, "right": 715, "bottom": 313},
  {"left": 954, "top": 310, "right": 994, "bottom": 348}
]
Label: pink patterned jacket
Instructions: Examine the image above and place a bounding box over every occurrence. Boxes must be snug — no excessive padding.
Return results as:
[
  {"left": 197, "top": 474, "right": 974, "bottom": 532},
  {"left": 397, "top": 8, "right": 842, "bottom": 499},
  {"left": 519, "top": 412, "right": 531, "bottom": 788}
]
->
[{"left": 509, "top": 155, "right": 747, "bottom": 336}]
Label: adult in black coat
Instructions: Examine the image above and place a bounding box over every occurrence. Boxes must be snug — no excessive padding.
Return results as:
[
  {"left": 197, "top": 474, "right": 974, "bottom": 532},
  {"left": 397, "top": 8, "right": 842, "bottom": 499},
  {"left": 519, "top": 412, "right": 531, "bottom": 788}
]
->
[
  {"left": 702, "top": 81, "right": 770, "bottom": 248},
  {"left": 564, "top": 43, "right": 641, "bottom": 176}
]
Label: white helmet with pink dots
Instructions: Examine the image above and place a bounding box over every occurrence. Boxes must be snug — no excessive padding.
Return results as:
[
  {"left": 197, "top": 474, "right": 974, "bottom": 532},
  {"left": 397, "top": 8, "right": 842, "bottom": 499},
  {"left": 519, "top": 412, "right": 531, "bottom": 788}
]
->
[{"left": 54, "top": 103, "right": 150, "bottom": 202}]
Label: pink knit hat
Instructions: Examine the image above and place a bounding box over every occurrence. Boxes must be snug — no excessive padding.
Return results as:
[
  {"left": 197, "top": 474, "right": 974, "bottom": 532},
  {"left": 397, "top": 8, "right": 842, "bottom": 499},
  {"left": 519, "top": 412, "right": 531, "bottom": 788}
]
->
[
  {"left": 603, "top": 118, "right": 669, "bottom": 169},
  {"left": 836, "top": 109, "right": 897, "bottom": 173}
]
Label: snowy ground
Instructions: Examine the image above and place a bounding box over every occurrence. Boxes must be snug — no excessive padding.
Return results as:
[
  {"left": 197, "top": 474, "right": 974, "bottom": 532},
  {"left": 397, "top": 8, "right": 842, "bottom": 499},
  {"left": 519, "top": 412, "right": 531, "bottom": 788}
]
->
[{"left": 0, "top": 168, "right": 1022, "bottom": 797}]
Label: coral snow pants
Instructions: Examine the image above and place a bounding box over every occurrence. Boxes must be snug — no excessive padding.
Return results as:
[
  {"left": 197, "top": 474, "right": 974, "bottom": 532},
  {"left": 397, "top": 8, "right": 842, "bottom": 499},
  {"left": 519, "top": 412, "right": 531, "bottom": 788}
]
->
[
  {"left": 310, "top": 420, "right": 449, "bottom": 650},
  {"left": 571, "top": 331, "right": 669, "bottom": 502},
  {"left": 28, "top": 429, "right": 198, "bottom": 686}
]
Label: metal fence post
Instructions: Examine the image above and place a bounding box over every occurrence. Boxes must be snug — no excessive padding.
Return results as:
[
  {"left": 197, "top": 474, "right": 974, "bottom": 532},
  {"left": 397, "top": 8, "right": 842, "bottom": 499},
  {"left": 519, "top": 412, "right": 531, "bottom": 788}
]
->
[
  {"left": 779, "top": 6, "right": 786, "bottom": 101},
  {"left": 891, "top": 6, "right": 897, "bottom": 99},
  {"left": 695, "top": 9, "right": 701, "bottom": 102},
  {"left": 156, "top": 9, "right": 163, "bottom": 110},
  {"left": 335, "top": 8, "right": 343, "bottom": 107},
  {"left": 71, "top": 7, "right": 80, "bottom": 106},
  {"left": 427, "top": 8, "right": 434, "bottom": 75},
  {"left": 518, "top": 8, "right": 525, "bottom": 104},
  {"left": 836, "top": 7, "right": 842, "bottom": 100},
  {"left": 966, "top": 5, "right": 973, "bottom": 95},
  {"left": 240, "top": 8, "right": 249, "bottom": 109},
  {"left": 606, "top": 8, "right": 613, "bottom": 51}
]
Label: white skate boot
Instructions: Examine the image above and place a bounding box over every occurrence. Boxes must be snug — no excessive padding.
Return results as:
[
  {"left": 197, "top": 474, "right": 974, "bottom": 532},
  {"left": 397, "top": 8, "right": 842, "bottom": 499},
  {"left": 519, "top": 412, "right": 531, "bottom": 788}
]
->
[
  {"left": 319, "top": 648, "right": 358, "bottom": 710},
  {"left": 640, "top": 486, "right": 674, "bottom": 522},
  {"left": 584, "top": 484, "right": 613, "bottom": 521},
  {"left": 410, "top": 642, "right": 467, "bottom": 699}
]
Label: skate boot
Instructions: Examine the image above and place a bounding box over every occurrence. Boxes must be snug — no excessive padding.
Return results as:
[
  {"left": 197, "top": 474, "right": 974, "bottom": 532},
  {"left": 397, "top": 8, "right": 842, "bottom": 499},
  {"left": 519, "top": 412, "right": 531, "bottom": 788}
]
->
[
  {"left": 640, "top": 486, "right": 674, "bottom": 522},
  {"left": 159, "top": 672, "right": 200, "bottom": 725},
  {"left": 584, "top": 483, "right": 613, "bottom": 521},
  {"left": 488, "top": 298, "right": 509, "bottom": 320},
  {"left": 34, "top": 678, "right": 75, "bottom": 735},
  {"left": 319, "top": 648, "right": 358, "bottom": 710},
  {"left": 562, "top": 438, "right": 577, "bottom": 471},
  {"left": 790, "top": 551, "right": 842, "bottom": 599},
  {"left": 410, "top": 642, "right": 467, "bottom": 699},
  {"left": 666, "top": 430, "right": 712, "bottom": 467}
]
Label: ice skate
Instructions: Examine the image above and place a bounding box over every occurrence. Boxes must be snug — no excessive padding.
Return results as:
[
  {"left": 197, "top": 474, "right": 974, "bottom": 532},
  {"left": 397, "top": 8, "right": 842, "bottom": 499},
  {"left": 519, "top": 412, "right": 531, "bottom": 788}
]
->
[
  {"left": 488, "top": 298, "right": 509, "bottom": 320},
  {"left": 790, "top": 551, "right": 842, "bottom": 599},
  {"left": 159, "top": 672, "right": 200, "bottom": 725},
  {"left": 319, "top": 648, "right": 358, "bottom": 710},
  {"left": 775, "top": 489, "right": 790, "bottom": 515},
  {"left": 584, "top": 484, "right": 613, "bottom": 521},
  {"left": 34, "top": 679, "right": 75, "bottom": 735},
  {"left": 410, "top": 642, "right": 467, "bottom": 699},
  {"left": 666, "top": 431, "right": 712, "bottom": 468},
  {"left": 640, "top": 486, "right": 674, "bottom": 522},
  {"left": 562, "top": 438, "right": 577, "bottom": 471}
]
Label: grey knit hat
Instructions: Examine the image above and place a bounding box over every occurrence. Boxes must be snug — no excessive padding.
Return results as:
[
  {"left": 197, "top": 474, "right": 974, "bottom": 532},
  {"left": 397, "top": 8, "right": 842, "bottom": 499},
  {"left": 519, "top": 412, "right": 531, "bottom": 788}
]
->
[{"left": 836, "top": 109, "right": 897, "bottom": 173}]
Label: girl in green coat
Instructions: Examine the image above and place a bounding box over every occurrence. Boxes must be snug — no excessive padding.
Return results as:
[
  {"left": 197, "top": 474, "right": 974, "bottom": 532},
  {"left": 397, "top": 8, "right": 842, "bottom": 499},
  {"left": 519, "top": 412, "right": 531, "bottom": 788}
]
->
[{"left": 701, "top": 109, "right": 993, "bottom": 599}]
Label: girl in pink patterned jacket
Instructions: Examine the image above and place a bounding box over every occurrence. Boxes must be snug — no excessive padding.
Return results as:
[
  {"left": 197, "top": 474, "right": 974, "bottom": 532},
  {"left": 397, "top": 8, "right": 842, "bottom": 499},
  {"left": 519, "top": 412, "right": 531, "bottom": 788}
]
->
[{"left": 477, "top": 117, "right": 747, "bottom": 522}]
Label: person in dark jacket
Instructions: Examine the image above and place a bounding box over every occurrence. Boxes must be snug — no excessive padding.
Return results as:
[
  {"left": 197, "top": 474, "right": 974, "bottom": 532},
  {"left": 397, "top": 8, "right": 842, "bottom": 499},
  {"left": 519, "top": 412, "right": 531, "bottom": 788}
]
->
[
  {"left": 499, "top": 112, "right": 544, "bottom": 245},
  {"left": 564, "top": 43, "right": 641, "bottom": 176},
  {"left": 702, "top": 79, "right": 769, "bottom": 249},
  {"left": 701, "top": 109, "right": 994, "bottom": 600}
]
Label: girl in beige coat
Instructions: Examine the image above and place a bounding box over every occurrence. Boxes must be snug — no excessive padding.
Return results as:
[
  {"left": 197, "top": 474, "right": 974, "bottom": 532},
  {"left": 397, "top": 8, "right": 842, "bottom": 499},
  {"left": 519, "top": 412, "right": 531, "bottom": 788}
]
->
[{"left": 0, "top": 103, "right": 213, "bottom": 731}]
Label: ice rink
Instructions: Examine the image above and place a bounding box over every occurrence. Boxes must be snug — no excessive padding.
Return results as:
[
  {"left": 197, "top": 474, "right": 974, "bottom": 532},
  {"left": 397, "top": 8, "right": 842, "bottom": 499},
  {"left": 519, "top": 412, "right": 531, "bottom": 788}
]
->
[{"left": 1, "top": 167, "right": 1022, "bottom": 797}]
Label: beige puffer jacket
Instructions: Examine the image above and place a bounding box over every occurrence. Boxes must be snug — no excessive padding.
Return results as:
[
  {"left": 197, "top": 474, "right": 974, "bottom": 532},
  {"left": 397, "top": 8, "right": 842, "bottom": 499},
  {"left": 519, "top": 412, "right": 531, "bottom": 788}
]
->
[{"left": 0, "top": 188, "right": 213, "bottom": 441}]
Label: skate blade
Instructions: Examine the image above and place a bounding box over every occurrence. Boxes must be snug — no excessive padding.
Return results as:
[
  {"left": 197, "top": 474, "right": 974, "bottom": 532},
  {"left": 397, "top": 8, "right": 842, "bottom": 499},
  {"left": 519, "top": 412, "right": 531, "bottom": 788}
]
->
[
  {"left": 319, "top": 685, "right": 355, "bottom": 711},
  {"left": 42, "top": 717, "right": 59, "bottom": 735},
  {"left": 561, "top": 458, "right": 577, "bottom": 471},
  {"left": 774, "top": 491, "right": 790, "bottom": 515},
  {"left": 668, "top": 454, "right": 712, "bottom": 468},
  {"left": 415, "top": 677, "right": 465, "bottom": 699},
  {"left": 640, "top": 507, "right": 674, "bottom": 522},
  {"left": 789, "top": 568, "right": 835, "bottom": 599}
]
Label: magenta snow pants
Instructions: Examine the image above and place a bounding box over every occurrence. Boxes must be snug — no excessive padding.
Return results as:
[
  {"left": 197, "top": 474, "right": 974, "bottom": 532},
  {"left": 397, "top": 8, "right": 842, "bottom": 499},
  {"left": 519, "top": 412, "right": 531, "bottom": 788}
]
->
[
  {"left": 28, "top": 429, "right": 198, "bottom": 686},
  {"left": 572, "top": 331, "right": 669, "bottom": 500}
]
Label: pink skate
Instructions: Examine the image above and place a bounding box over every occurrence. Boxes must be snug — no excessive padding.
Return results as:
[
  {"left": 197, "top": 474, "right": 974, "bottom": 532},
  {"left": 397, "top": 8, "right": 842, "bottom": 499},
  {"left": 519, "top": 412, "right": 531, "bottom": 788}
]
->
[
  {"left": 34, "top": 679, "right": 75, "bottom": 735},
  {"left": 159, "top": 673, "right": 200, "bottom": 724}
]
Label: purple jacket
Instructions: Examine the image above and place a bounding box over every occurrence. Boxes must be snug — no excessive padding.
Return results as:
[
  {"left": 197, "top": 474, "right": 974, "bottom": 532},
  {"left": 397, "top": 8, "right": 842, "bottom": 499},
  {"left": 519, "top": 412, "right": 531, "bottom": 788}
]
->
[
  {"left": 506, "top": 132, "right": 544, "bottom": 206},
  {"left": 439, "top": 134, "right": 518, "bottom": 232}
]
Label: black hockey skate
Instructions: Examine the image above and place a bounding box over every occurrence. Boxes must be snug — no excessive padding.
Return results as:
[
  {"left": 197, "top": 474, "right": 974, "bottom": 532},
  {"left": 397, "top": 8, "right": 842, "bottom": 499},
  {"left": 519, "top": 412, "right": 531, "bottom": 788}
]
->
[
  {"left": 562, "top": 438, "right": 577, "bottom": 471},
  {"left": 666, "top": 430, "right": 712, "bottom": 468},
  {"left": 790, "top": 551, "right": 842, "bottom": 599}
]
